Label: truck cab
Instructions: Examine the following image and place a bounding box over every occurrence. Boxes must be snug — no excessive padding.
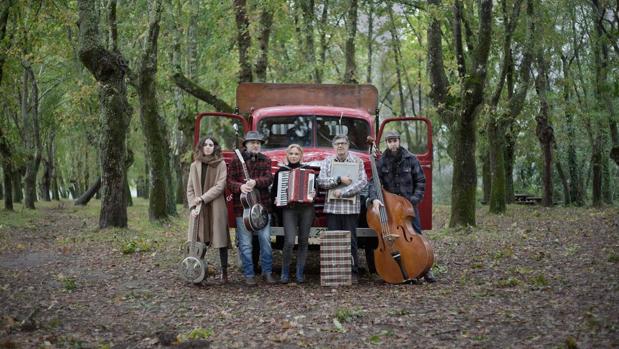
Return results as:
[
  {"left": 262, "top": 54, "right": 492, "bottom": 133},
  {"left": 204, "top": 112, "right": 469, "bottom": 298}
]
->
[{"left": 194, "top": 83, "right": 433, "bottom": 270}]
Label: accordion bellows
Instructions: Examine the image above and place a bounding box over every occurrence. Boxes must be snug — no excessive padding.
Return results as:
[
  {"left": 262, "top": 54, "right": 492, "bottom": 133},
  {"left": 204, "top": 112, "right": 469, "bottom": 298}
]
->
[
  {"left": 275, "top": 168, "right": 316, "bottom": 206},
  {"left": 320, "top": 230, "right": 352, "bottom": 286}
]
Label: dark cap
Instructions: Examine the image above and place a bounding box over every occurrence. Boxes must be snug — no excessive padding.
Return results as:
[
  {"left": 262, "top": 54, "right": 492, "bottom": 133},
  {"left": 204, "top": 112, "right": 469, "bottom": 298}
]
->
[
  {"left": 243, "top": 131, "right": 265, "bottom": 145},
  {"left": 384, "top": 130, "right": 400, "bottom": 140}
]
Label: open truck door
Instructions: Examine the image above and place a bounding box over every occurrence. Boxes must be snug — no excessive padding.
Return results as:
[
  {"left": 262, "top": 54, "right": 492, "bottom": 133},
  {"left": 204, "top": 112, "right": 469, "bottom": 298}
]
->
[
  {"left": 194, "top": 112, "right": 249, "bottom": 229},
  {"left": 376, "top": 117, "right": 433, "bottom": 230}
]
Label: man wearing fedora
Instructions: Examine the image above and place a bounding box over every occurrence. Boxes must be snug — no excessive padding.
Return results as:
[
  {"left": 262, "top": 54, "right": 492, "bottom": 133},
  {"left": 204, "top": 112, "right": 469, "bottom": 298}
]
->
[
  {"left": 367, "top": 130, "right": 436, "bottom": 283},
  {"left": 227, "top": 131, "right": 276, "bottom": 286}
]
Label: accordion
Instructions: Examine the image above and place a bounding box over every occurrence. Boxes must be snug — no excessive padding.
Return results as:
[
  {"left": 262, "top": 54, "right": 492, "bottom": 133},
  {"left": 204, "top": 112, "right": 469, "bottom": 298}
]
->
[{"left": 275, "top": 168, "right": 316, "bottom": 206}]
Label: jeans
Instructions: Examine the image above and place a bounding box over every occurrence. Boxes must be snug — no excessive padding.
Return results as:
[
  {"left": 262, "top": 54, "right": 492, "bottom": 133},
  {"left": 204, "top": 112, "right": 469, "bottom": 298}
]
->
[
  {"left": 412, "top": 206, "right": 423, "bottom": 234},
  {"left": 326, "top": 214, "right": 359, "bottom": 273},
  {"left": 281, "top": 205, "right": 315, "bottom": 281},
  {"left": 236, "top": 216, "right": 272, "bottom": 278}
]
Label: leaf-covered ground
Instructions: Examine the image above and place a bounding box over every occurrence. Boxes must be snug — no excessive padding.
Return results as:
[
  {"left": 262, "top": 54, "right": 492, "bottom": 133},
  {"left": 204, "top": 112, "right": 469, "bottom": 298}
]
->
[{"left": 1, "top": 200, "right": 617, "bottom": 348}]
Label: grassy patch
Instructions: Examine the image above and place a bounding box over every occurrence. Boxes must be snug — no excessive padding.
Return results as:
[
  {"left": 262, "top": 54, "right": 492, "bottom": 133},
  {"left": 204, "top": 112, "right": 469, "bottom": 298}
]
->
[
  {"left": 368, "top": 329, "right": 394, "bottom": 345},
  {"left": 608, "top": 253, "right": 619, "bottom": 263},
  {"left": 564, "top": 244, "right": 580, "bottom": 256},
  {"left": 529, "top": 274, "right": 549, "bottom": 288},
  {"left": 178, "top": 327, "right": 213, "bottom": 342},
  {"left": 496, "top": 277, "right": 521, "bottom": 288},
  {"left": 493, "top": 246, "right": 514, "bottom": 260},
  {"left": 387, "top": 308, "right": 411, "bottom": 317},
  {"left": 58, "top": 275, "right": 77, "bottom": 292},
  {"left": 335, "top": 307, "right": 363, "bottom": 323},
  {"left": 0, "top": 204, "right": 41, "bottom": 229}
]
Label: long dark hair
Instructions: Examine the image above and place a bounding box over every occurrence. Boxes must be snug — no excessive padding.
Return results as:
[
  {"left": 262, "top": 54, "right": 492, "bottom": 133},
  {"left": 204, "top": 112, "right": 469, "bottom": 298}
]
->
[{"left": 195, "top": 136, "right": 222, "bottom": 158}]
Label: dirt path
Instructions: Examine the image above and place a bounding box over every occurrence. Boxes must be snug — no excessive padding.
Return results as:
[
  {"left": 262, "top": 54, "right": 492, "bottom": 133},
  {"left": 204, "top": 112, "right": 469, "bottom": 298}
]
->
[{"left": 1, "top": 203, "right": 618, "bottom": 348}]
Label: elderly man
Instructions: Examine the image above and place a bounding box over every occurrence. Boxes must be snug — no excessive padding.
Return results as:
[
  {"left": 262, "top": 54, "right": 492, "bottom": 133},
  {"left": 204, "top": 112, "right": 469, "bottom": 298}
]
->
[
  {"left": 367, "top": 130, "right": 436, "bottom": 283},
  {"left": 317, "top": 134, "right": 368, "bottom": 282},
  {"left": 227, "top": 131, "right": 275, "bottom": 286}
]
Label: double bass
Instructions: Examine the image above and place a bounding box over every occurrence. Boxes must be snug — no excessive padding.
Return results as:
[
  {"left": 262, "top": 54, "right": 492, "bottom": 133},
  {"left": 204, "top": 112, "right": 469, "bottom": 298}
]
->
[{"left": 366, "top": 138, "right": 434, "bottom": 284}]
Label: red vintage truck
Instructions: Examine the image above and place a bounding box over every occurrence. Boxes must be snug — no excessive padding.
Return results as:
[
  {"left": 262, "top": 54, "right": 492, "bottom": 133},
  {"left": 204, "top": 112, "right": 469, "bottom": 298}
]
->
[{"left": 194, "top": 83, "right": 433, "bottom": 270}]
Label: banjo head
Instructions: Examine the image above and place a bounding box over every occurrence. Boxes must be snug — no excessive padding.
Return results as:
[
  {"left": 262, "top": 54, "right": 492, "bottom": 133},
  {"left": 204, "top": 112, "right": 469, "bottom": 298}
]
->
[
  {"left": 180, "top": 256, "right": 207, "bottom": 284},
  {"left": 249, "top": 204, "right": 269, "bottom": 231}
]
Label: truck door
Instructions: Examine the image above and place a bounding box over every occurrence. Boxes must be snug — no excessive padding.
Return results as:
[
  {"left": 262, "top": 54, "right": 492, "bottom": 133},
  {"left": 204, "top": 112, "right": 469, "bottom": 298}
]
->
[
  {"left": 194, "top": 112, "right": 249, "bottom": 228},
  {"left": 376, "top": 117, "right": 433, "bottom": 230}
]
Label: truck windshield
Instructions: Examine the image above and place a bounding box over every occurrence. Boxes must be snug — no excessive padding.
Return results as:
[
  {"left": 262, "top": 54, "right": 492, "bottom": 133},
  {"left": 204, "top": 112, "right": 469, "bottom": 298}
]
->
[{"left": 258, "top": 115, "right": 370, "bottom": 151}]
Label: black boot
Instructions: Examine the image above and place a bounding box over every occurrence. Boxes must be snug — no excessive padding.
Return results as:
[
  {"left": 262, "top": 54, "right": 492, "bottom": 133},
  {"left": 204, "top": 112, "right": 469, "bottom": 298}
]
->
[{"left": 423, "top": 270, "right": 437, "bottom": 283}]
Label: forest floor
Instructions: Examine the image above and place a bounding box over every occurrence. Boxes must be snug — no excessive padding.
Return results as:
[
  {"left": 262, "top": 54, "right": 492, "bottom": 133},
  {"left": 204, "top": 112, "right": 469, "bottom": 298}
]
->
[{"left": 0, "top": 199, "right": 617, "bottom": 349}]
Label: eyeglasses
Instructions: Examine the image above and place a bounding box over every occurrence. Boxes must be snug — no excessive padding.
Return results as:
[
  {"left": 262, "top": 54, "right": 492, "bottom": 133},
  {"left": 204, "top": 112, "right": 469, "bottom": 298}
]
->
[{"left": 334, "top": 142, "right": 349, "bottom": 146}]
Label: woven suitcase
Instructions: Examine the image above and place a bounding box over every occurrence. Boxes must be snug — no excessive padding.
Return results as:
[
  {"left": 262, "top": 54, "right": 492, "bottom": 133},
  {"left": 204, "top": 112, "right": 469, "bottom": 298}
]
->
[{"left": 320, "top": 230, "right": 352, "bottom": 286}]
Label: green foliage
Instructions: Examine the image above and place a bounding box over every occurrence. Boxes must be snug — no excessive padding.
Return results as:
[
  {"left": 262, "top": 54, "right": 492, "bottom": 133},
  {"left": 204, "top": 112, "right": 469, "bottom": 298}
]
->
[
  {"left": 334, "top": 307, "right": 363, "bottom": 323},
  {"left": 177, "top": 327, "right": 213, "bottom": 342},
  {"left": 368, "top": 329, "right": 394, "bottom": 345},
  {"left": 58, "top": 275, "right": 77, "bottom": 292},
  {"left": 120, "top": 237, "right": 158, "bottom": 254}
]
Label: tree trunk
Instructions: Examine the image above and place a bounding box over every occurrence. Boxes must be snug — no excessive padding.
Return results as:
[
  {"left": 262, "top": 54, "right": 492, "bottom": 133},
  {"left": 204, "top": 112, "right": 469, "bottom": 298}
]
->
[
  {"left": 174, "top": 149, "right": 184, "bottom": 205},
  {"left": 602, "top": 145, "right": 612, "bottom": 204},
  {"left": 0, "top": 126, "right": 14, "bottom": 210},
  {"left": 534, "top": 58, "right": 554, "bottom": 208},
  {"left": 590, "top": 0, "right": 610, "bottom": 206},
  {"left": 343, "top": 0, "right": 358, "bottom": 83},
  {"left": 170, "top": 4, "right": 190, "bottom": 208},
  {"left": 234, "top": 0, "right": 252, "bottom": 82},
  {"left": 21, "top": 62, "right": 42, "bottom": 209},
  {"left": 300, "top": 0, "right": 316, "bottom": 82},
  {"left": 316, "top": 0, "right": 329, "bottom": 83},
  {"left": 49, "top": 138, "right": 59, "bottom": 201},
  {"left": 504, "top": 133, "right": 515, "bottom": 203},
  {"left": 488, "top": 119, "right": 506, "bottom": 213},
  {"left": 125, "top": 147, "right": 133, "bottom": 207},
  {"left": 2, "top": 164, "right": 11, "bottom": 210},
  {"left": 142, "top": 161, "right": 150, "bottom": 199},
  {"left": 57, "top": 170, "right": 68, "bottom": 199},
  {"left": 388, "top": 4, "right": 406, "bottom": 117},
  {"left": 12, "top": 168, "right": 22, "bottom": 203},
  {"left": 74, "top": 177, "right": 101, "bottom": 206},
  {"left": 561, "top": 57, "right": 584, "bottom": 206},
  {"left": 554, "top": 143, "right": 570, "bottom": 205},
  {"left": 78, "top": 0, "right": 131, "bottom": 228},
  {"left": 450, "top": 116, "right": 479, "bottom": 226},
  {"left": 366, "top": 0, "right": 374, "bottom": 84},
  {"left": 138, "top": 0, "right": 175, "bottom": 220},
  {"left": 427, "top": 0, "right": 493, "bottom": 227},
  {"left": 481, "top": 148, "right": 490, "bottom": 205},
  {"left": 41, "top": 159, "right": 51, "bottom": 201},
  {"left": 256, "top": 7, "right": 273, "bottom": 82},
  {"left": 591, "top": 139, "right": 603, "bottom": 206}
]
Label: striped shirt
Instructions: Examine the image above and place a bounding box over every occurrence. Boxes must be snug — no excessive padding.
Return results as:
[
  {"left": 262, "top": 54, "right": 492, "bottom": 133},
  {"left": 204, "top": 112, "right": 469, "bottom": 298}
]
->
[{"left": 316, "top": 153, "right": 368, "bottom": 215}]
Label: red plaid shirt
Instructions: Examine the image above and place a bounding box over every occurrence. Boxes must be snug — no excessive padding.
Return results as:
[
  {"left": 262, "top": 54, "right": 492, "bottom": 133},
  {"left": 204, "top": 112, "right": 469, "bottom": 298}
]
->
[{"left": 227, "top": 151, "right": 274, "bottom": 216}]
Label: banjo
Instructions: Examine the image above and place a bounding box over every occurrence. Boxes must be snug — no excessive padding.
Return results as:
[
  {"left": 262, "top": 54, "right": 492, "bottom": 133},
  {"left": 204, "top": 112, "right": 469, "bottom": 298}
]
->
[
  {"left": 234, "top": 149, "right": 269, "bottom": 232},
  {"left": 179, "top": 203, "right": 207, "bottom": 284}
]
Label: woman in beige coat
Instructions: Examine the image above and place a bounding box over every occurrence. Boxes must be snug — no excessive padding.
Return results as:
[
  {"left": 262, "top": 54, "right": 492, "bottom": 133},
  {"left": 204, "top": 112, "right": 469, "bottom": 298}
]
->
[{"left": 187, "top": 136, "right": 230, "bottom": 282}]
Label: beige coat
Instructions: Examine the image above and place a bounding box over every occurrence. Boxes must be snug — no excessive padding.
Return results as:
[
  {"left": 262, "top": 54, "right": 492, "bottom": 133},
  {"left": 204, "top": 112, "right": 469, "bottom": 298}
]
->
[{"left": 186, "top": 159, "right": 230, "bottom": 248}]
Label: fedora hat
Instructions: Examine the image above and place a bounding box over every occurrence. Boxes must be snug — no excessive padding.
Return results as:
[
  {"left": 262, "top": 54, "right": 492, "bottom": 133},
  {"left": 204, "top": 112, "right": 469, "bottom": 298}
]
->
[
  {"left": 242, "top": 131, "right": 265, "bottom": 145},
  {"left": 384, "top": 130, "right": 400, "bottom": 140}
]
